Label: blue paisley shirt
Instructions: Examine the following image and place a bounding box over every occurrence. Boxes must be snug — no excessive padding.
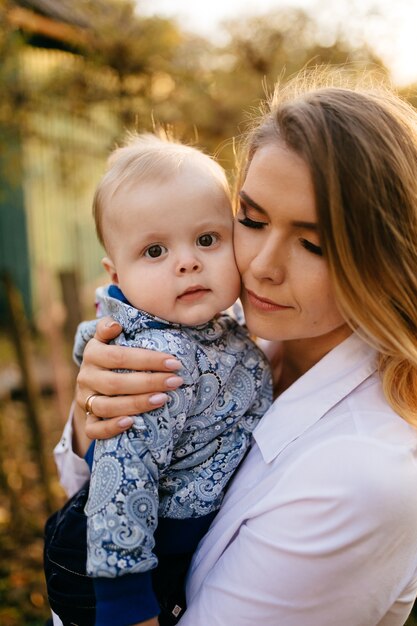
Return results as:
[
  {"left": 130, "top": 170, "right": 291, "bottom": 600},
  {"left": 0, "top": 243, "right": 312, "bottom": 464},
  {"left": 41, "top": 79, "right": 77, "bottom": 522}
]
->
[{"left": 73, "top": 285, "right": 272, "bottom": 625}]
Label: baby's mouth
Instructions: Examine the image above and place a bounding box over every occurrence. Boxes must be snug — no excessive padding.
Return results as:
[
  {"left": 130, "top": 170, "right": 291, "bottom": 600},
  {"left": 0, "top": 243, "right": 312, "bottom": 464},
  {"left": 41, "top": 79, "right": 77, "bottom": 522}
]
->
[{"left": 178, "top": 286, "right": 210, "bottom": 301}]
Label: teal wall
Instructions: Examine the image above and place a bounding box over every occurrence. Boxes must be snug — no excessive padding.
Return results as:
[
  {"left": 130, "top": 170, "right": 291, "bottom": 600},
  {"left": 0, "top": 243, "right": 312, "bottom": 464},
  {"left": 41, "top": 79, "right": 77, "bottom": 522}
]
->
[{"left": 0, "top": 131, "right": 32, "bottom": 323}]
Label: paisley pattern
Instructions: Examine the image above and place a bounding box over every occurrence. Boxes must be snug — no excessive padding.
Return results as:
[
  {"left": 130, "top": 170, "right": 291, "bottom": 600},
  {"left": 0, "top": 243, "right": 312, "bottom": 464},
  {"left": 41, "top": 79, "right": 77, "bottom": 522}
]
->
[{"left": 75, "top": 286, "right": 272, "bottom": 579}]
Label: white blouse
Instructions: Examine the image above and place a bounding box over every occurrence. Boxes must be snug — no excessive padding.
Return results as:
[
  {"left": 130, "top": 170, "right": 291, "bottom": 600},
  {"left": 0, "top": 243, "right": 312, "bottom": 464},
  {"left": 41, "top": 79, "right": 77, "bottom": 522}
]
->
[{"left": 55, "top": 333, "right": 417, "bottom": 625}]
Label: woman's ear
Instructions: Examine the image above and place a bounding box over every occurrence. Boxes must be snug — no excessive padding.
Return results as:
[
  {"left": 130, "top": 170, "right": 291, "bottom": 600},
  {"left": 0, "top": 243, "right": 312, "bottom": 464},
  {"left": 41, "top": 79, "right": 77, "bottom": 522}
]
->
[{"left": 102, "top": 257, "right": 119, "bottom": 285}]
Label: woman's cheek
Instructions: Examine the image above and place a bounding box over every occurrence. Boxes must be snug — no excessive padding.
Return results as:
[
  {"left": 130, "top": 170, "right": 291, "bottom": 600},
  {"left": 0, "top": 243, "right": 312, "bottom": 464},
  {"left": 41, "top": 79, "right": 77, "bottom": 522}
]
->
[{"left": 233, "top": 228, "right": 250, "bottom": 275}]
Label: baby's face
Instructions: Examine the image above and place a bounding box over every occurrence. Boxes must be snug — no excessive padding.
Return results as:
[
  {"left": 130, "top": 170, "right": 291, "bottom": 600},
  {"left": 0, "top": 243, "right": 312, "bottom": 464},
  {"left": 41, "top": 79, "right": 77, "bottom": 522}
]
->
[{"left": 102, "top": 171, "right": 241, "bottom": 325}]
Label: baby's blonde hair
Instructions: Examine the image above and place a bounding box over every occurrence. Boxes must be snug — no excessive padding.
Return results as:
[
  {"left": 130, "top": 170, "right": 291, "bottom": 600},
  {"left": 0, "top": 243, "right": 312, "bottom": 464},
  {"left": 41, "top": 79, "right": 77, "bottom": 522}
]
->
[{"left": 94, "top": 132, "right": 231, "bottom": 249}]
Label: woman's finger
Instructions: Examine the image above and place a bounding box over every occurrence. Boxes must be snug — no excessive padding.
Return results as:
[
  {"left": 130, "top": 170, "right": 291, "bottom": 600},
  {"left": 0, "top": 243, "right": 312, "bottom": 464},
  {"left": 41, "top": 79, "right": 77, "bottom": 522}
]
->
[
  {"left": 85, "top": 413, "right": 135, "bottom": 440},
  {"left": 83, "top": 337, "right": 182, "bottom": 373},
  {"left": 77, "top": 388, "right": 173, "bottom": 420},
  {"left": 77, "top": 369, "right": 183, "bottom": 400}
]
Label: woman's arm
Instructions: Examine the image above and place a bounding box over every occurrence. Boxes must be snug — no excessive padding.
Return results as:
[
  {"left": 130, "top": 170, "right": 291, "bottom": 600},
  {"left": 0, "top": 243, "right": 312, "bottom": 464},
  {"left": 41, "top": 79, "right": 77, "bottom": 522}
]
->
[
  {"left": 72, "top": 317, "right": 184, "bottom": 455},
  {"left": 72, "top": 323, "right": 282, "bottom": 452}
]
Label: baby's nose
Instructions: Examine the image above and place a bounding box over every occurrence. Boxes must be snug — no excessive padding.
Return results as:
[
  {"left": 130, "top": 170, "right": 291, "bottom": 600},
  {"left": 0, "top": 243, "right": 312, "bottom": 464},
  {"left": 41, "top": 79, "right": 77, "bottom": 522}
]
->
[{"left": 177, "top": 256, "right": 202, "bottom": 274}]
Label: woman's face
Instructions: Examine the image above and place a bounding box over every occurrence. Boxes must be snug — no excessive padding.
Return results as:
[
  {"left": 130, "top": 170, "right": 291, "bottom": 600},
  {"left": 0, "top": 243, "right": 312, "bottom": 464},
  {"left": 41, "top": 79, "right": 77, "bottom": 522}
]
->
[{"left": 234, "top": 142, "right": 350, "bottom": 356}]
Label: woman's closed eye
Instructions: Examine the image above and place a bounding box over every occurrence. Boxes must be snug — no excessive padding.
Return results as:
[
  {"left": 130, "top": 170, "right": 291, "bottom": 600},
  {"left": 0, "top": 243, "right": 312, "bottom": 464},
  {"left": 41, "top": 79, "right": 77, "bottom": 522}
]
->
[
  {"left": 144, "top": 244, "right": 168, "bottom": 258},
  {"left": 237, "top": 214, "right": 266, "bottom": 229},
  {"left": 236, "top": 205, "right": 267, "bottom": 230},
  {"left": 237, "top": 194, "right": 268, "bottom": 230},
  {"left": 300, "top": 238, "right": 323, "bottom": 256}
]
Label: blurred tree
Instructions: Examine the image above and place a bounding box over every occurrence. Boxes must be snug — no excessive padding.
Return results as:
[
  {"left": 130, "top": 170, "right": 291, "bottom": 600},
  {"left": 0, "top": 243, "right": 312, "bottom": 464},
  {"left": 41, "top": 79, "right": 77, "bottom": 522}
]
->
[
  {"left": 0, "top": 0, "right": 28, "bottom": 144},
  {"left": 1, "top": 1, "right": 390, "bottom": 162},
  {"left": 201, "top": 8, "right": 389, "bottom": 168},
  {"left": 39, "top": 0, "right": 185, "bottom": 130}
]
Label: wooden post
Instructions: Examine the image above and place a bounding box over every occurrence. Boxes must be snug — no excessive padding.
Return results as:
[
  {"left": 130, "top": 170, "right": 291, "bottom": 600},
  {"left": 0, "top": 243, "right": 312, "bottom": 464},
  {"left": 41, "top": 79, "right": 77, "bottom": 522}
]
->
[
  {"left": 59, "top": 269, "right": 83, "bottom": 342},
  {"left": 37, "top": 266, "right": 76, "bottom": 425},
  {"left": 1, "top": 272, "right": 55, "bottom": 514},
  {"left": 0, "top": 399, "right": 25, "bottom": 534}
]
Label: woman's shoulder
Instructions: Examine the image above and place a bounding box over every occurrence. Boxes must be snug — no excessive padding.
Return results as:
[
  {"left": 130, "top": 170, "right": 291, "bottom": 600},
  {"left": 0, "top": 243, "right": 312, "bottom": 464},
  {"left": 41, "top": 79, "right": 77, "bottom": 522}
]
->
[
  {"left": 272, "top": 418, "right": 417, "bottom": 538},
  {"left": 265, "top": 371, "right": 417, "bottom": 512},
  {"left": 338, "top": 371, "right": 417, "bottom": 444},
  {"left": 284, "top": 374, "right": 417, "bottom": 513}
]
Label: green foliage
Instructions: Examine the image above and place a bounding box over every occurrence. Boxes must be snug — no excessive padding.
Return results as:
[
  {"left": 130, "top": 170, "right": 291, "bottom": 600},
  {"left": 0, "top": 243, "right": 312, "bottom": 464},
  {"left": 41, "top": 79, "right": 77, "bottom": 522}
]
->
[
  {"left": 202, "top": 8, "right": 389, "bottom": 168},
  {"left": 1, "top": 0, "right": 391, "bottom": 167},
  {"left": 0, "top": 4, "right": 27, "bottom": 133}
]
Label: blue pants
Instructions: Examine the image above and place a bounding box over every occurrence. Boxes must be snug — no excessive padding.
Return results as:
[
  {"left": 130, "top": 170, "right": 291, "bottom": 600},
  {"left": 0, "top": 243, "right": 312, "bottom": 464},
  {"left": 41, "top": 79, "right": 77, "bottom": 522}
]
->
[{"left": 43, "top": 481, "right": 189, "bottom": 626}]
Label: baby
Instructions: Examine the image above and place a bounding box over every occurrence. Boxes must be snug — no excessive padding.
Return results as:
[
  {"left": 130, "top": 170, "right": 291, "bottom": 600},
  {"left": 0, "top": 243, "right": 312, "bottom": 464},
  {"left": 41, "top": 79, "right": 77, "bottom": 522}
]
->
[{"left": 71, "top": 133, "right": 272, "bottom": 626}]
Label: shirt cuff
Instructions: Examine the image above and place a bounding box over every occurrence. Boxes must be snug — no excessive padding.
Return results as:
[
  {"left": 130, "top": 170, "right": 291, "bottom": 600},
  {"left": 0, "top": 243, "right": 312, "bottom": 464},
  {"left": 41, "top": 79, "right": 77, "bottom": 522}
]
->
[
  {"left": 53, "top": 403, "right": 90, "bottom": 497},
  {"left": 94, "top": 572, "right": 160, "bottom": 626}
]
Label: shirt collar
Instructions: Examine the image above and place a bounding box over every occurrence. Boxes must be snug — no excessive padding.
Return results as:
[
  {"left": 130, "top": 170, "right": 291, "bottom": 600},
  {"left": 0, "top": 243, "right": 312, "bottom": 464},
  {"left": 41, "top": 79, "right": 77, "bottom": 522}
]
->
[
  {"left": 253, "top": 333, "right": 378, "bottom": 463},
  {"left": 96, "top": 285, "right": 173, "bottom": 333},
  {"left": 95, "top": 285, "right": 230, "bottom": 339}
]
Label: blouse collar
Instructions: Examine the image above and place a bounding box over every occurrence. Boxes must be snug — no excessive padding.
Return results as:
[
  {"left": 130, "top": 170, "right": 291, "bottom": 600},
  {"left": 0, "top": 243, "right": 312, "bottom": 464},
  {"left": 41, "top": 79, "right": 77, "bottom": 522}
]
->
[{"left": 254, "top": 333, "right": 378, "bottom": 463}]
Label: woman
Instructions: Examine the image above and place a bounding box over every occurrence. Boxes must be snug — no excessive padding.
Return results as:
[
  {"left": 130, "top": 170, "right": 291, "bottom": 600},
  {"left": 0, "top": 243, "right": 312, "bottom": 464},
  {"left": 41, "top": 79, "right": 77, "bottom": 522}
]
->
[{"left": 57, "top": 74, "right": 417, "bottom": 625}]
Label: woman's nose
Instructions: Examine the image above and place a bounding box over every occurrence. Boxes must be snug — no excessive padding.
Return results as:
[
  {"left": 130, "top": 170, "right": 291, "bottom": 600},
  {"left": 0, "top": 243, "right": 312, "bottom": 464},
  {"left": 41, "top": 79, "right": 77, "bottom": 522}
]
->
[{"left": 250, "top": 240, "right": 286, "bottom": 284}]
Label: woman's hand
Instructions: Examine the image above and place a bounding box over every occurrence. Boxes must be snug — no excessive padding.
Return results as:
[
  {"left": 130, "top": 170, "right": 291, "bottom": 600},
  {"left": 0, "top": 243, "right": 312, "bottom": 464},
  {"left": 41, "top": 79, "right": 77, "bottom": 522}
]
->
[{"left": 74, "top": 316, "right": 183, "bottom": 446}]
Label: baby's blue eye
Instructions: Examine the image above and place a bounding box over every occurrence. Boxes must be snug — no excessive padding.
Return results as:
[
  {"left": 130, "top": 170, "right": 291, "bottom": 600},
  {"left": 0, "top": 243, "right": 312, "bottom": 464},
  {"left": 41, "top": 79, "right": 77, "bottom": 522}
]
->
[
  {"left": 197, "top": 233, "right": 218, "bottom": 247},
  {"left": 145, "top": 244, "right": 167, "bottom": 258}
]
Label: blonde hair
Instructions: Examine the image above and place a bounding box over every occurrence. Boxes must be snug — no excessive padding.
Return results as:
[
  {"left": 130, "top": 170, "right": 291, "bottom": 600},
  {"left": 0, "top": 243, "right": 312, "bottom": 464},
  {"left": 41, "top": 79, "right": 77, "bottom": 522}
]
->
[
  {"left": 240, "top": 70, "right": 417, "bottom": 425},
  {"left": 94, "top": 132, "right": 231, "bottom": 248}
]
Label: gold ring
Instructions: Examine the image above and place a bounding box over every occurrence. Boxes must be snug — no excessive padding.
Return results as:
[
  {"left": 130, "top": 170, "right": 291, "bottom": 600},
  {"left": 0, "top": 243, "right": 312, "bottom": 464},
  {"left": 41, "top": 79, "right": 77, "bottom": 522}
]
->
[{"left": 84, "top": 393, "right": 100, "bottom": 416}]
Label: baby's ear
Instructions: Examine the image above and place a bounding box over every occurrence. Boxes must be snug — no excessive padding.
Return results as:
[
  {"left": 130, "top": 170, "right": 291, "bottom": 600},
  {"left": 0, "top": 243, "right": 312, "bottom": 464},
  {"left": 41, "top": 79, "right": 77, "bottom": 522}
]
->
[{"left": 102, "top": 257, "right": 119, "bottom": 284}]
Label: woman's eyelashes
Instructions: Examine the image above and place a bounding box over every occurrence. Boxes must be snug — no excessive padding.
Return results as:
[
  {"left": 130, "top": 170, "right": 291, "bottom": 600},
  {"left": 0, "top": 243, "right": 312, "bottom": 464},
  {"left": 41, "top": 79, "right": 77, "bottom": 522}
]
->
[
  {"left": 237, "top": 215, "right": 266, "bottom": 229},
  {"left": 236, "top": 207, "right": 267, "bottom": 230},
  {"left": 300, "top": 238, "right": 323, "bottom": 256},
  {"left": 237, "top": 197, "right": 268, "bottom": 229}
]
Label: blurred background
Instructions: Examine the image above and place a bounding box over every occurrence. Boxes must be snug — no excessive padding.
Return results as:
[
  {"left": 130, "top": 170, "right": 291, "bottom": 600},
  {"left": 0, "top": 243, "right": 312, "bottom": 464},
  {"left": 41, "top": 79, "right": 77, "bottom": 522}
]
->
[{"left": 0, "top": 0, "right": 417, "bottom": 623}]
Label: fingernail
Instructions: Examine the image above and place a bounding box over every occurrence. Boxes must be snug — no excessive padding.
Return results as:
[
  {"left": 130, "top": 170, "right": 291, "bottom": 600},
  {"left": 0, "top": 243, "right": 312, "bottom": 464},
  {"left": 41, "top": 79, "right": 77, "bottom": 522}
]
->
[
  {"left": 105, "top": 320, "right": 119, "bottom": 328},
  {"left": 118, "top": 416, "right": 133, "bottom": 428},
  {"left": 164, "top": 358, "right": 182, "bottom": 370},
  {"left": 165, "top": 376, "right": 183, "bottom": 389},
  {"left": 149, "top": 393, "right": 169, "bottom": 405}
]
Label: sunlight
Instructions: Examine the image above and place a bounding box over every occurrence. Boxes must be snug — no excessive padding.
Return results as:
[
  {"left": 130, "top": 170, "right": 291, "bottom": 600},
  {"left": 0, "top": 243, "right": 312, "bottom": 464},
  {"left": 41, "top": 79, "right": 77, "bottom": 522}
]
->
[{"left": 138, "top": 0, "right": 417, "bottom": 86}]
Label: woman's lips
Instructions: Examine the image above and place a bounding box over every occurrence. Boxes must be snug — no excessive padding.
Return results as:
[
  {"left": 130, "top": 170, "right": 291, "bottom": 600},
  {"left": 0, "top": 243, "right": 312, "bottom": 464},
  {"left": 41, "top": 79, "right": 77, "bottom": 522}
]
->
[
  {"left": 178, "top": 286, "right": 210, "bottom": 302},
  {"left": 246, "top": 288, "right": 292, "bottom": 312}
]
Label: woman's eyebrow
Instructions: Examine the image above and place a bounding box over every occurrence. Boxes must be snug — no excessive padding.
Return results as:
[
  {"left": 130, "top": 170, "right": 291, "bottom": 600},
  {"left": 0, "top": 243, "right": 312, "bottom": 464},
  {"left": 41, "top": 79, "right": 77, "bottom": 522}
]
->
[
  {"left": 292, "top": 221, "right": 318, "bottom": 231},
  {"left": 239, "top": 190, "right": 268, "bottom": 216}
]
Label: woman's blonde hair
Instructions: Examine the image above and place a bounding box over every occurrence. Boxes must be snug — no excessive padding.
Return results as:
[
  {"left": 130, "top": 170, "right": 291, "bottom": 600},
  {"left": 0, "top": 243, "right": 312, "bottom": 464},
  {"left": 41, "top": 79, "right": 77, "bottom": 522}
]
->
[{"left": 240, "top": 70, "right": 417, "bottom": 425}]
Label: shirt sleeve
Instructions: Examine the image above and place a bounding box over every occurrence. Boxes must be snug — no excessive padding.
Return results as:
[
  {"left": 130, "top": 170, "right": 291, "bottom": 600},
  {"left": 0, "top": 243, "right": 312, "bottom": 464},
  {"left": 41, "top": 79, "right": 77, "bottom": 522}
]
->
[
  {"left": 86, "top": 380, "right": 196, "bottom": 626},
  {"left": 53, "top": 319, "right": 97, "bottom": 496},
  {"left": 53, "top": 404, "right": 90, "bottom": 498},
  {"left": 72, "top": 319, "right": 98, "bottom": 366},
  {"left": 180, "top": 436, "right": 417, "bottom": 626}
]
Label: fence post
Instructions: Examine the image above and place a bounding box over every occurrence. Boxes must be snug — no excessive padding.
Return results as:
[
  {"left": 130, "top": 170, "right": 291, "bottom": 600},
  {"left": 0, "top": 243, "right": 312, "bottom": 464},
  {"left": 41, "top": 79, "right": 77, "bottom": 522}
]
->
[{"left": 1, "top": 272, "right": 56, "bottom": 514}]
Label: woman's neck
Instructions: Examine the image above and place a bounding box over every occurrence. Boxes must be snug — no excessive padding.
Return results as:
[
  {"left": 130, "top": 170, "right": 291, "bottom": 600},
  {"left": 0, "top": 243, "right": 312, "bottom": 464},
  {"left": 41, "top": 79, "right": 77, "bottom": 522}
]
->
[{"left": 274, "top": 324, "right": 353, "bottom": 396}]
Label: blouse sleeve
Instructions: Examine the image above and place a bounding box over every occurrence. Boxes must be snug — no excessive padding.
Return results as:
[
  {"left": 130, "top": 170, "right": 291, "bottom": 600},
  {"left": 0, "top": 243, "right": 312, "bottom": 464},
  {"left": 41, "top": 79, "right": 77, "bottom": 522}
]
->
[
  {"left": 53, "top": 404, "right": 90, "bottom": 498},
  {"left": 180, "top": 436, "right": 417, "bottom": 626}
]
